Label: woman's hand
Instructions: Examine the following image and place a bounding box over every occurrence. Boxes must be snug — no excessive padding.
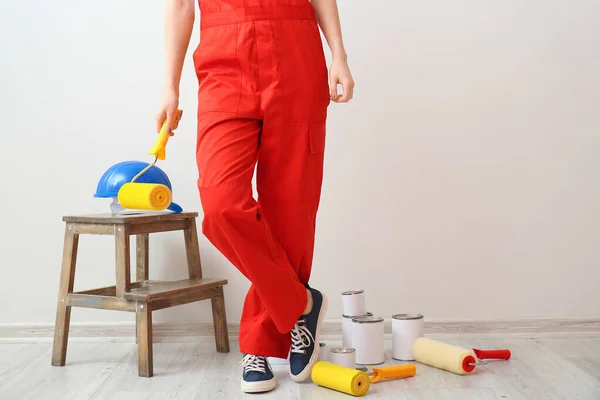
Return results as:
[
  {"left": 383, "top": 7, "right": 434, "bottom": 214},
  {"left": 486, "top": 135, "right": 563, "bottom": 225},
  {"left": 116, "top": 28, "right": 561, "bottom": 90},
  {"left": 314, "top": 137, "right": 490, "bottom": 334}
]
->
[
  {"left": 155, "top": 88, "right": 180, "bottom": 133},
  {"left": 329, "top": 56, "right": 355, "bottom": 103}
]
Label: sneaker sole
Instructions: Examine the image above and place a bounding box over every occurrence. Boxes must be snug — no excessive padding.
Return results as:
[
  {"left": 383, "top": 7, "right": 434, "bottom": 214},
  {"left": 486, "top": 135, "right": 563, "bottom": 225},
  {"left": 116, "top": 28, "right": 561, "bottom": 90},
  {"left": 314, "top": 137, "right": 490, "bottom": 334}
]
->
[
  {"left": 240, "top": 377, "right": 277, "bottom": 393},
  {"left": 290, "top": 292, "right": 328, "bottom": 382}
]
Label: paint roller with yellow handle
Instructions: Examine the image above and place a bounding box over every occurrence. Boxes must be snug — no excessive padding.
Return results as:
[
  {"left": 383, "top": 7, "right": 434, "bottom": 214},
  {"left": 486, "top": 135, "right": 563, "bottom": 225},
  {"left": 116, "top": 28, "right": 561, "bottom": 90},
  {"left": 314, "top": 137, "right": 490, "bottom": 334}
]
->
[
  {"left": 117, "top": 110, "right": 183, "bottom": 211},
  {"left": 311, "top": 362, "right": 370, "bottom": 397}
]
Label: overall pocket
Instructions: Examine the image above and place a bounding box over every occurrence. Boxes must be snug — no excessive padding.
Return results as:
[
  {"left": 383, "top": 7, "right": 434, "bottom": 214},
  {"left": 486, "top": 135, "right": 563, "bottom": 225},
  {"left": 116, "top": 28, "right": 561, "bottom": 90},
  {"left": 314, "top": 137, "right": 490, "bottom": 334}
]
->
[
  {"left": 309, "top": 122, "right": 326, "bottom": 154},
  {"left": 193, "top": 25, "right": 242, "bottom": 116}
]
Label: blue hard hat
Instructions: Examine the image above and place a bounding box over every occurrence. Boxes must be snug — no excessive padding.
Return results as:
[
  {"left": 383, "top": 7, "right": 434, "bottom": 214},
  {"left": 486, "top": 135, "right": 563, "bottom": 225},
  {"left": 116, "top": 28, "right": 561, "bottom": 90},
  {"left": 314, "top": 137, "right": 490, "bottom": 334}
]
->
[{"left": 94, "top": 160, "right": 182, "bottom": 213}]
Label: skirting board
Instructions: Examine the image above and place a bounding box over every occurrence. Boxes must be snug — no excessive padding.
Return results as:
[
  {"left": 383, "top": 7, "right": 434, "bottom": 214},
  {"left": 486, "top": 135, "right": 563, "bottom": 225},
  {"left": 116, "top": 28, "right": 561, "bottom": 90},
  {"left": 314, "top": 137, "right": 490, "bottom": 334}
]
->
[{"left": 1, "top": 317, "right": 599, "bottom": 342}]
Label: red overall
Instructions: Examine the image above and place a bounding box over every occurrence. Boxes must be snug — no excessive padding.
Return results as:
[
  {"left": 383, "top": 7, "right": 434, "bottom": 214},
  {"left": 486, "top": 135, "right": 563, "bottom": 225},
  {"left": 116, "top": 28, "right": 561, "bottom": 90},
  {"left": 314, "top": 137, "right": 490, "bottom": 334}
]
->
[{"left": 193, "top": 0, "right": 330, "bottom": 358}]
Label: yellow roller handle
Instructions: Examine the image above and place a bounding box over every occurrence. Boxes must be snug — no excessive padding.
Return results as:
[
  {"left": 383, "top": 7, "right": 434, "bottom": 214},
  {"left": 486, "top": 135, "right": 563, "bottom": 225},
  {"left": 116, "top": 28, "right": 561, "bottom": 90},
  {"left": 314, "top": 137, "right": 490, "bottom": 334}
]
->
[
  {"left": 149, "top": 109, "right": 183, "bottom": 160},
  {"left": 370, "top": 364, "right": 416, "bottom": 383}
]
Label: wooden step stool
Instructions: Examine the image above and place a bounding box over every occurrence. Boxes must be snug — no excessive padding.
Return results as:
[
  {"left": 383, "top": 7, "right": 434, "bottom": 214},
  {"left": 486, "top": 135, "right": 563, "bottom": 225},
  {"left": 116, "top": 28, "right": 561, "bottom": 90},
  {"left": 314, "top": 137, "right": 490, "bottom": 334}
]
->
[{"left": 50, "top": 212, "right": 230, "bottom": 377}]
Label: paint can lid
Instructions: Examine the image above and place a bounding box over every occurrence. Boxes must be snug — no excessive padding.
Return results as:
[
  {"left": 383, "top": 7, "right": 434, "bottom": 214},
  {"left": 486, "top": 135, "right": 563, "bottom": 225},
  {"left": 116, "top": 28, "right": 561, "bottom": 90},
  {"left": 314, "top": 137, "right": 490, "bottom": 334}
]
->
[
  {"left": 392, "top": 313, "right": 423, "bottom": 320},
  {"left": 331, "top": 347, "right": 355, "bottom": 354},
  {"left": 342, "top": 289, "right": 364, "bottom": 295},
  {"left": 352, "top": 315, "right": 384, "bottom": 324},
  {"left": 342, "top": 312, "right": 373, "bottom": 319}
]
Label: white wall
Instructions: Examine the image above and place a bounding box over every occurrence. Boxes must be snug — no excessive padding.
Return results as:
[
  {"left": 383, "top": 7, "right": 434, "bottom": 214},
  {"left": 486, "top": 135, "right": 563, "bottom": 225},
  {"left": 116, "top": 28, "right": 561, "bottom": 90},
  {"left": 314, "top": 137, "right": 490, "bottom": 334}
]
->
[{"left": 1, "top": 0, "right": 599, "bottom": 327}]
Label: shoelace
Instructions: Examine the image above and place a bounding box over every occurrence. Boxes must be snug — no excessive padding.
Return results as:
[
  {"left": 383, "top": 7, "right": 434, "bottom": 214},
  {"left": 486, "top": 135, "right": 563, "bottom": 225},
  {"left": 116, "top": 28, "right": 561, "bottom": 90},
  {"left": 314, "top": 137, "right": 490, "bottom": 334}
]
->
[
  {"left": 291, "top": 319, "right": 314, "bottom": 355},
  {"left": 241, "top": 354, "right": 268, "bottom": 374}
]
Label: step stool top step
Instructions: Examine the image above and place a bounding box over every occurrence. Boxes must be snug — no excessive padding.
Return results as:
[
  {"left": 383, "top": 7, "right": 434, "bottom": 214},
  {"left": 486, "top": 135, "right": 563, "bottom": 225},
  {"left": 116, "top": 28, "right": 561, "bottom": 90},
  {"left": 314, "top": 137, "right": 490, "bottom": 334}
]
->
[{"left": 63, "top": 212, "right": 199, "bottom": 224}]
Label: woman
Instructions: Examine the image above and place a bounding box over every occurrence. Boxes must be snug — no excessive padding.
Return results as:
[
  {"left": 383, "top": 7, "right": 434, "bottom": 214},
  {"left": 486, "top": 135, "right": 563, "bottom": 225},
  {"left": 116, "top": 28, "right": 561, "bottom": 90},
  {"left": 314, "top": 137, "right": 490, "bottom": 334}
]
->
[{"left": 155, "top": 0, "right": 354, "bottom": 393}]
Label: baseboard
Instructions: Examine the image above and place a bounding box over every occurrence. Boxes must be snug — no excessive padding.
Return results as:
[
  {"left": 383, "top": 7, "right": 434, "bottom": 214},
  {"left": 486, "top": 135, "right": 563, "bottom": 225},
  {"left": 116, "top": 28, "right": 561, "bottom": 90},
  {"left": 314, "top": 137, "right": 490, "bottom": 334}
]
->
[{"left": 1, "top": 317, "right": 599, "bottom": 343}]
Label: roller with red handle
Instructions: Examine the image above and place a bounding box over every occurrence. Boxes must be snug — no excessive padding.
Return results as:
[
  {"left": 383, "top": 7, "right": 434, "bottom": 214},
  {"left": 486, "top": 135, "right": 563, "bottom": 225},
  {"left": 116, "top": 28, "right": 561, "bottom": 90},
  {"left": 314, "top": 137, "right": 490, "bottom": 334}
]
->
[
  {"left": 411, "top": 338, "right": 512, "bottom": 375},
  {"left": 473, "top": 348, "right": 512, "bottom": 361}
]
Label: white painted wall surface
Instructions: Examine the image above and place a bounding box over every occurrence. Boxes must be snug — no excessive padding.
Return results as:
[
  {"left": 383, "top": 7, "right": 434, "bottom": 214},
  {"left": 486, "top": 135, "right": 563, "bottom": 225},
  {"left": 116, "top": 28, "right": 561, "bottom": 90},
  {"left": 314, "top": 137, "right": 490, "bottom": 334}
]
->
[{"left": 1, "top": 0, "right": 599, "bottom": 326}]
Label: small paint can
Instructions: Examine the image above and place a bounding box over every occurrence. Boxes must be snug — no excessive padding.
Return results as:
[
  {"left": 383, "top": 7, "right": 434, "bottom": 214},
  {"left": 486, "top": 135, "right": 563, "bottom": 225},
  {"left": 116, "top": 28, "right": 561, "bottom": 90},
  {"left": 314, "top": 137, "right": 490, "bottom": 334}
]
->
[
  {"left": 341, "top": 289, "right": 367, "bottom": 317},
  {"left": 342, "top": 312, "right": 373, "bottom": 348},
  {"left": 392, "top": 313, "right": 424, "bottom": 361},
  {"left": 352, "top": 315, "right": 385, "bottom": 365},
  {"left": 330, "top": 347, "right": 356, "bottom": 369}
]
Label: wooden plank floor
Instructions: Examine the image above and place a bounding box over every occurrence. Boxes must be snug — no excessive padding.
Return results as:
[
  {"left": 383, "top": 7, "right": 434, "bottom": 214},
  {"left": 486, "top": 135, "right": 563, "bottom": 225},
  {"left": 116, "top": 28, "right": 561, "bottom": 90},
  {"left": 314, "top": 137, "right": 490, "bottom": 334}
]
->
[{"left": 0, "top": 335, "right": 599, "bottom": 399}]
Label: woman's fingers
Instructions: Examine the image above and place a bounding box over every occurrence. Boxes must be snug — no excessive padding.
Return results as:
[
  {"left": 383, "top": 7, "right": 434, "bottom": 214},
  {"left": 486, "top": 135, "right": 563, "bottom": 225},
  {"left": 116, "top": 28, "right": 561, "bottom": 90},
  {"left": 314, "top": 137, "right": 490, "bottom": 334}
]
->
[
  {"left": 155, "top": 111, "right": 166, "bottom": 133},
  {"left": 165, "top": 110, "right": 176, "bottom": 134},
  {"left": 155, "top": 107, "right": 182, "bottom": 134},
  {"left": 172, "top": 109, "right": 182, "bottom": 130},
  {"left": 343, "top": 78, "right": 355, "bottom": 102},
  {"left": 330, "top": 77, "right": 339, "bottom": 101},
  {"left": 334, "top": 78, "right": 354, "bottom": 103}
]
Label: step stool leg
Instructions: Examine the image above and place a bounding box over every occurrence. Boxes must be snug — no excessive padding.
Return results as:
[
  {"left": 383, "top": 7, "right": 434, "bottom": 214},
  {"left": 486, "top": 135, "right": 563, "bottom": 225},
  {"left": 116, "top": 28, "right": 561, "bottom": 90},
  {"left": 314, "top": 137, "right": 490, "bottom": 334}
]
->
[
  {"left": 136, "top": 302, "right": 153, "bottom": 377},
  {"left": 51, "top": 224, "right": 79, "bottom": 366},
  {"left": 184, "top": 218, "right": 202, "bottom": 280},
  {"left": 136, "top": 234, "right": 149, "bottom": 282},
  {"left": 115, "top": 226, "right": 131, "bottom": 297},
  {"left": 211, "top": 286, "right": 230, "bottom": 353},
  {"left": 135, "top": 233, "right": 149, "bottom": 345}
]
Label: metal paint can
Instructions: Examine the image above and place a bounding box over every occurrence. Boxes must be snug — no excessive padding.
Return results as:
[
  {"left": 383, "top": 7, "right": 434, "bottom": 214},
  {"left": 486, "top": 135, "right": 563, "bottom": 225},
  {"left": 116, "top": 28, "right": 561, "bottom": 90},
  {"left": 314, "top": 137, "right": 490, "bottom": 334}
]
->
[
  {"left": 392, "top": 313, "right": 424, "bottom": 361},
  {"left": 352, "top": 315, "right": 385, "bottom": 365},
  {"left": 341, "top": 289, "right": 367, "bottom": 316},
  {"left": 330, "top": 347, "right": 356, "bottom": 369},
  {"left": 342, "top": 312, "right": 372, "bottom": 348}
]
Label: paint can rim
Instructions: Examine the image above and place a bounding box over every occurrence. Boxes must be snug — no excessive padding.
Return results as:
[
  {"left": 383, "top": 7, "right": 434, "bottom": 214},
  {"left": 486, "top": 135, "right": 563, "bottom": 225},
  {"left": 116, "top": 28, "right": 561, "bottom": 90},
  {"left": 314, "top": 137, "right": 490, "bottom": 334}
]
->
[
  {"left": 351, "top": 315, "right": 384, "bottom": 324},
  {"left": 392, "top": 313, "right": 423, "bottom": 320},
  {"left": 342, "top": 312, "right": 373, "bottom": 319},
  {"left": 331, "top": 347, "right": 356, "bottom": 354},
  {"left": 342, "top": 289, "right": 364, "bottom": 295}
]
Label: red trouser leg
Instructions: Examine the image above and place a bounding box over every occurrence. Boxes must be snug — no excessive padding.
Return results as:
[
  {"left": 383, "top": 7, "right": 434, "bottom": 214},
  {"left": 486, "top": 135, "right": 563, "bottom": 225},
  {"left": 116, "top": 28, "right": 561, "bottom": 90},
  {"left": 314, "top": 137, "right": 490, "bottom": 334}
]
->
[
  {"left": 194, "top": 11, "right": 329, "bottom": 358},
  {"left": 238, "top": 119, "right": 327, "bottom": 358},
  {"left": 196, "top": 115, "right": 308, "bottom": 346}
]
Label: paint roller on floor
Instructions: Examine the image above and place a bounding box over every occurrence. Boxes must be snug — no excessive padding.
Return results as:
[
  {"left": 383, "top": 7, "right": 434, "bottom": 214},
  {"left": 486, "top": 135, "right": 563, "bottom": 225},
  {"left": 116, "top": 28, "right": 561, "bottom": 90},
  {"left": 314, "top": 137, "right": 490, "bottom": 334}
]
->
[
  {"left": 311, "top": 361, "right": 418, "bottom": 396},
  {"left": 311, "top": 362, "right": 371, "bottom": 397},
  {"left": 411, "top": 337, "right": 511, "bottom": 375}
]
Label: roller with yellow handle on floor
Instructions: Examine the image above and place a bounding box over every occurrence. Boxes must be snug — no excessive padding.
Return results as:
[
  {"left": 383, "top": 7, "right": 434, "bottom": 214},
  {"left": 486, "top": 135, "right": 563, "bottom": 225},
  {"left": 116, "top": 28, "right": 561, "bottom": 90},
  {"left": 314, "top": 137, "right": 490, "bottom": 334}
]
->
[
  {"left": 311, "top": 362, "right": 371, "bottom": 396},
  {"left": 311, "top": 362, "right": 417, "bottom": 396},
  {"left": 117, "top": 110, "right": 183, "bottom": 211}
]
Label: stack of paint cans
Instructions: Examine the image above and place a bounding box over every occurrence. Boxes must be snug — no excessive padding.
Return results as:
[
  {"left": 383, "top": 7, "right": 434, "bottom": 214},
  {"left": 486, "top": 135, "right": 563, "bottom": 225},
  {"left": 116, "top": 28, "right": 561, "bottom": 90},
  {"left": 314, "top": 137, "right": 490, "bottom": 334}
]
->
[
  {"left": 328, "top": 288, "right": 424, "bottom": 369},
  {"left": 332, "top": 289, "right": 383, "bottom": 367},
  {"left": 341, "top": 289, "right": 370, "bottom": 348},
  {"left": 327, "top": 289, "right": 367, "bottom": 369}
]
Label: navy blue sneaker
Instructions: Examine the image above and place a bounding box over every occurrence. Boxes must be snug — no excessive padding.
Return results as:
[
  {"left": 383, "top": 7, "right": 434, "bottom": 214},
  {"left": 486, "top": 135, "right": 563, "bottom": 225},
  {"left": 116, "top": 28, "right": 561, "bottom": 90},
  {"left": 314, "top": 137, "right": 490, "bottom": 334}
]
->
[
  {"left": 240, "top": 354, "right": 276, "bottom": 393},
  {"left": 289, "top": 287, "right": 328, "bottom": 382}
]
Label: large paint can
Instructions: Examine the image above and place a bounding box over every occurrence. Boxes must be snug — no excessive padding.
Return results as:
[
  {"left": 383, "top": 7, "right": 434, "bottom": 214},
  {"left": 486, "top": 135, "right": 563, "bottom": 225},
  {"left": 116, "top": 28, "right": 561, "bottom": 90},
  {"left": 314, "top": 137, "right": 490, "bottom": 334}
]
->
[
  {"left": 392, "top": 313, "right": 424, "bottom": 361},
  {"left": 352, "top": 315, "right": 385, "bottom": 365},
  {"left": 342, "top": 312, "right": 372, "bottom": 348}
]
